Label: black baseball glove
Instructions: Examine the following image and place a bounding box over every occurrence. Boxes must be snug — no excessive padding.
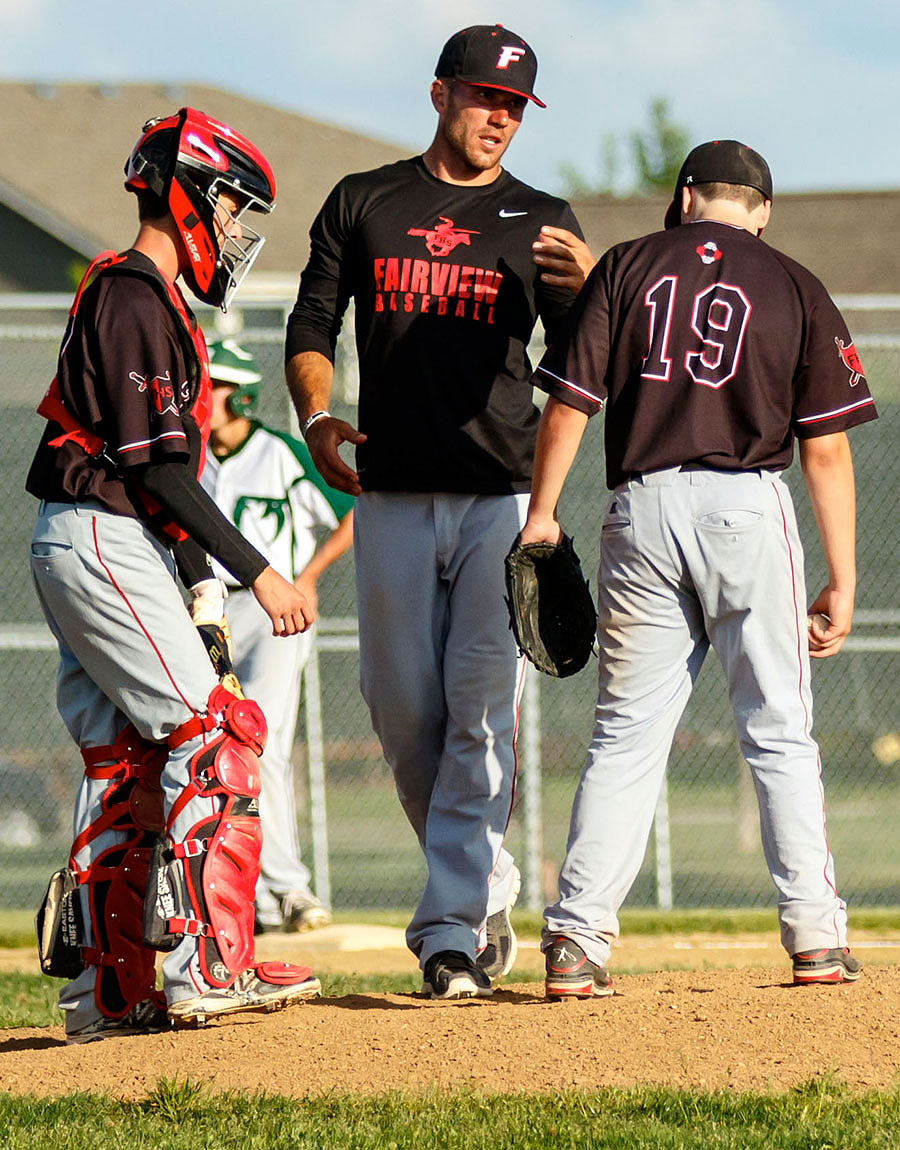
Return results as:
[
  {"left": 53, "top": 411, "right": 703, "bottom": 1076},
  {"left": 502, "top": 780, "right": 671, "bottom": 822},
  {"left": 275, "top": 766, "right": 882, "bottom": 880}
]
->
[{"left": 504, "top": 532, "right": 597, "bottom": 678}]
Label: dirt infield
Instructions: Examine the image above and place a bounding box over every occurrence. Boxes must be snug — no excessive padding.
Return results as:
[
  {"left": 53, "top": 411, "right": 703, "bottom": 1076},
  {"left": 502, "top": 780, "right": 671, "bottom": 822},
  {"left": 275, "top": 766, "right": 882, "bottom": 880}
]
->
[{"left": 2, "top": 929, "right": 899, "bottom": 1099}]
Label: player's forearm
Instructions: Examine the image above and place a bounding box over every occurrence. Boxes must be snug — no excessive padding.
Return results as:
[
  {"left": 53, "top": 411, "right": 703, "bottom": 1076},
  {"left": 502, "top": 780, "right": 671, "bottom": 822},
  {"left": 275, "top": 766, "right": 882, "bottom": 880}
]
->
[
  {"left": 799, "top": 432, "right": 857, "bottom": 594},
  {"left": 296, "top": 512, "right": 354, "bottom": 584},
  {"left": 524, "top": 397, "right": 589, "bottom": 535},
  {"left": 285, "top": 350, "right": 335, "bottom": 427},
  {"left": 139, "top": 461, "right": 268, "bottom": 587}
]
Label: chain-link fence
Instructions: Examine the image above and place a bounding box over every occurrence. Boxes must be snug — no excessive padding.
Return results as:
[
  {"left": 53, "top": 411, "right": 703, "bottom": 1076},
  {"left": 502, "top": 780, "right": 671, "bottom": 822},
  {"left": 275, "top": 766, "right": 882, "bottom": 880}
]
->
[{"left": 1, "top": 294, "right": 897, "bottom": 916}]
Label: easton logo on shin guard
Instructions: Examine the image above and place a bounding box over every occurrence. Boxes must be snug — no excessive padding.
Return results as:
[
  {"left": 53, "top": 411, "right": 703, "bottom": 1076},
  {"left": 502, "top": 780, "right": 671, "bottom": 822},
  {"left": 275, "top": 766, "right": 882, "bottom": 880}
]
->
[{"left": 36, "top": 867, "right": 85, "bottom": 979}]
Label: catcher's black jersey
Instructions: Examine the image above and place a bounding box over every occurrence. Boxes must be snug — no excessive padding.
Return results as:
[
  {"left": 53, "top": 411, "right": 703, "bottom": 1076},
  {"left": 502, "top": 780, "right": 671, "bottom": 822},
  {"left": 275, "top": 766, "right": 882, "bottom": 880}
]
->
[
  {"left": 534, "top": 220, "right": 878, "bottom": 489},
  {"left": 287, "top": 156, "right": 583, "bottom": 494},
  {"left": 27, "top": 252, "right": 201, "bottom": 517}
]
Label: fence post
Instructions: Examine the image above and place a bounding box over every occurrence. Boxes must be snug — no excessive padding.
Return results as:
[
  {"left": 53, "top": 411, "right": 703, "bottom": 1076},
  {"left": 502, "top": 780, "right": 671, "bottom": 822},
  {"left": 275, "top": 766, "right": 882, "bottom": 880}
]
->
[
  {"left": 520, "top": 664, "right": 544, "bottom": 910},
  {"left": 654, "top": 777, "right": 674, "bottom": 910},
  {"left": 302, "top": 632, "right": 332, "bottom": 908}
]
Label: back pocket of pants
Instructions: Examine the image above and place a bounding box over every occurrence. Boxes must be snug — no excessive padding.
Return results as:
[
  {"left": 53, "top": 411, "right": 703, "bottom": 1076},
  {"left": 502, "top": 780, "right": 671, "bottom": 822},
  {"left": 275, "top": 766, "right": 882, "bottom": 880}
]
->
[{"left": 695, "top": 508, "right": 762, "bottom": 532}]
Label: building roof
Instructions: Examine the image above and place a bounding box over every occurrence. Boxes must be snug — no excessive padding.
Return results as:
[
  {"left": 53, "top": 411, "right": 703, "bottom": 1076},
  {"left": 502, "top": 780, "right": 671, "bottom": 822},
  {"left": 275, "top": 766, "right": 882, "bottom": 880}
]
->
[
  {"left": 1, "top": 81, "right": 898, "bottom": 298},
  {"left": 571, "top": 190, "right": 900, "bottom": 296},
  {"left": 0, "top": 81, "right": 409, "bottom": 281}
]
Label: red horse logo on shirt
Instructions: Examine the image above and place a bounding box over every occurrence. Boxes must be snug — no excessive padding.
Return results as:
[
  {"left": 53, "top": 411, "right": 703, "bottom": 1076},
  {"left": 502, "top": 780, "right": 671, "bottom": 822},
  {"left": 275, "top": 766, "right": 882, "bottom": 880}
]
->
[
  {"left": 834, "top": 338, "right": 865, "bottom": 387},
  {"left": 407, "top": 217, "right": 480, "bottom": 257},
  {"left": 130, "top": 369, "right": 178, "bottom": 414}
]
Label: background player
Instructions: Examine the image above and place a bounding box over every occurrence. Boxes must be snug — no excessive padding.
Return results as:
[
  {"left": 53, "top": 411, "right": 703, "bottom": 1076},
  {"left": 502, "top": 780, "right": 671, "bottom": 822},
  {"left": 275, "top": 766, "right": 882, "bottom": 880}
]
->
[
  {"left": 519, "top": 139, "right": 878, "bottom": 996},
  {"left": 27, "top": 108, "right": 320, "bottom": 1041},
  {"left": 285, "top": 24, "right": 595, "bottom": 998},
  {"left": 202, "top": 336, "right": 354, "bottom": 934}
]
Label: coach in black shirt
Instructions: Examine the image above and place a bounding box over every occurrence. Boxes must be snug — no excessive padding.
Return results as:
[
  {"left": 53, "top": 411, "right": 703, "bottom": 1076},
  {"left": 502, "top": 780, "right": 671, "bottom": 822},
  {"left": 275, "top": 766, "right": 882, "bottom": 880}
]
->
[{"left": 286, "top": 24, "right": 593, "bottom": 999}]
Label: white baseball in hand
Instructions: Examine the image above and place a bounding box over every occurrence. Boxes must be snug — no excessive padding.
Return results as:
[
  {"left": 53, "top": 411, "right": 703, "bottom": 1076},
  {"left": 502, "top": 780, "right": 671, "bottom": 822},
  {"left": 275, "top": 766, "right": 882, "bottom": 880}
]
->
[{"left": 807, "top": 612, "right": 831, "bottom": 638}]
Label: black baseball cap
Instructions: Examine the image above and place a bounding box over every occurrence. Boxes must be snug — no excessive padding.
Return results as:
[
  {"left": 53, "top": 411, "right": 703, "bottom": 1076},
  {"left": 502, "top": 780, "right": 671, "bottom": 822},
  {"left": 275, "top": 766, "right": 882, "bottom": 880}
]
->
[
  {"left": 664, "top": 139, "right": 773, "bottom": 229},
  {"left": 435, "top": 24, "right": 546, "bottom": 108}
]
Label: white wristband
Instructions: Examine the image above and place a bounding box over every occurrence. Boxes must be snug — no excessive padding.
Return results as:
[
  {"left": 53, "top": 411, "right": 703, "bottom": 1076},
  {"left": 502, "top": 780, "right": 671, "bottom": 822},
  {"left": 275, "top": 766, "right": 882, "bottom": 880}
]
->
[
  {"left": 301, "top": 410, "right": 331, "bottom": 437},
  {"left": 188, "top": 578, "right": 228, "bottom": 625}
]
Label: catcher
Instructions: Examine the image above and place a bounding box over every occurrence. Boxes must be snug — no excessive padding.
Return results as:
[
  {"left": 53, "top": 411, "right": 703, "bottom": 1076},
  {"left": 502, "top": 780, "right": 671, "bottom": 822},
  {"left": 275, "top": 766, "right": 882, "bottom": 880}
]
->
[{"left": 27, "top": 108, "right": 321, "bottom": 1042}]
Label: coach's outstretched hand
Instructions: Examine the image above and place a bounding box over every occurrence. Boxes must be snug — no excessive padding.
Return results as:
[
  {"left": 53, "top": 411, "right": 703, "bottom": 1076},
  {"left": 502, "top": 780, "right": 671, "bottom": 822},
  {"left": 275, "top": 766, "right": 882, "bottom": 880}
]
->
[{"left": 305, "top": 416, "right": 367, "bottom": 497}]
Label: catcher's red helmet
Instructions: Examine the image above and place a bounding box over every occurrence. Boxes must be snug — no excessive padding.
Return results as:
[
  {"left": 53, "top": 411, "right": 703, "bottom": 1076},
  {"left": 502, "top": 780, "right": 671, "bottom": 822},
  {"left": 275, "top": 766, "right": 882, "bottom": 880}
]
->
[{"left": 124, "top": 107, "right": 276, "bottom": 310}]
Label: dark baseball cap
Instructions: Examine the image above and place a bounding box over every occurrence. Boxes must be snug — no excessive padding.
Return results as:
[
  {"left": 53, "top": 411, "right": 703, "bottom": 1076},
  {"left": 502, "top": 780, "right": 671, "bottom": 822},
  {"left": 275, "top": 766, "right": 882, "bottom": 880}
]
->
[
  {"left": 435, "top": 24, "right": 546, "bottom": 108},
  {"left": 664, "top": 139, "right": 773, "bottom": 229}
]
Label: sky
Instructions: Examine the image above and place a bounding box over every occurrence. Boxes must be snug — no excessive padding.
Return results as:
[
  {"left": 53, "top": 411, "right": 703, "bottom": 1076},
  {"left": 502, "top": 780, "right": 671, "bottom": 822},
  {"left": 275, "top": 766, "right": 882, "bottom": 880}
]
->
[{"left": 2, "top": 0, "right": 898, "bottom": 198}]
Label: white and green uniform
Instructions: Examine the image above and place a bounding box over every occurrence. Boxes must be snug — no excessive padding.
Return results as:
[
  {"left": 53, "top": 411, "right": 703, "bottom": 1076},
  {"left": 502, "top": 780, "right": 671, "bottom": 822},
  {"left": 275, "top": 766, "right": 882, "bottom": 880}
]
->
[{"left": 201, "top": 422, "right": 353, "bottom": 926}]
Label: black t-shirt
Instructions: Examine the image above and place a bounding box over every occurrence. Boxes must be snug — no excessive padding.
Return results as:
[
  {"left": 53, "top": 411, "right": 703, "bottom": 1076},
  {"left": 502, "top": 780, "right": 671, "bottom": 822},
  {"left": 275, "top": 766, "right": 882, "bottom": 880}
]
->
[
  {"left": 286, "top": 156, "right": 583, "bottom": 494},
  {"left": 534, "top": 220, "right": 878, "bottom": 489}
]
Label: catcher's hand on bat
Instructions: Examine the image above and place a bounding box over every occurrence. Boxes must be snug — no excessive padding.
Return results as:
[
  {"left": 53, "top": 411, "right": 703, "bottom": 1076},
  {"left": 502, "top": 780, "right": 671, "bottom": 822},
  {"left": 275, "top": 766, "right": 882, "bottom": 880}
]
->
[{"left": 532, "top": 227, "right": 596, "bottom": 292}]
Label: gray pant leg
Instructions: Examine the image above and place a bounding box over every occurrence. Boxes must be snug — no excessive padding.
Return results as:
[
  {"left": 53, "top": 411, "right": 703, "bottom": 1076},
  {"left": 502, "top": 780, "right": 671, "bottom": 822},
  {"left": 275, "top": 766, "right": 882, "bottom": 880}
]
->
[
  {"left": 226, "top": 590, "right": 312, "bottom": 924},
  {"left": 31, "top": 503, "right": 220, "bottom": 1023},
  {"left": 543, "top": 482, "right": 705, "bottom": 965},
  {"left": 355, "top": 493, "right": 524, "bottom": 967},
  {"left": 692, "top": 474, "right": 847, "bottom": 952}
]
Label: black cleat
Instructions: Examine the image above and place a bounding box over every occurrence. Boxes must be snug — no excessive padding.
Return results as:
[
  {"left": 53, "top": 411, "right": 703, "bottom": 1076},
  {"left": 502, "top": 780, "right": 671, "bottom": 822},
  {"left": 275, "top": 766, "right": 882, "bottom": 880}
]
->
[
  {"left": 792, "top": 947, "right": 861, "bottom": 985},
  {"left": 544, "top": 936, "right": 614, "bottom": 999},
  {"left": 65, "top": 998, "right": 171, "bottom": 1044},
  {"left": 477, "top": 866, "right": 520, "bottom": 984},
  {"left": 422, "top": 951, "right": 493, "bottom": 1000}
]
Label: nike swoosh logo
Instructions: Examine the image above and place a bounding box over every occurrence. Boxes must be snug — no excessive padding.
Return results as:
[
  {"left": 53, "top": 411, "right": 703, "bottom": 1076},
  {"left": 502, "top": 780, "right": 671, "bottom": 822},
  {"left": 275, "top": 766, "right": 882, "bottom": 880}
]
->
[{"left": 498, "top": 209, "right": 528, "bottom": 218}]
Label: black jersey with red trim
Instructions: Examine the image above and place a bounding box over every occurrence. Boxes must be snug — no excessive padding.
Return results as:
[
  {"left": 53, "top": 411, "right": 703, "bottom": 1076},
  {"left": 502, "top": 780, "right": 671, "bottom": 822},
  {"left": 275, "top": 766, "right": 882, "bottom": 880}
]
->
[
  {"left": 286, "top": 156, "right": 583, "bottom": 494},
  {"left": 533, "top": 220, "right": 878, "bottom": 489},
  {"left": 26, "top": 250, "right": 267, "bottom": 587},
  {"left": 27, "top": 250, "right": 203, "bottom": 515}
]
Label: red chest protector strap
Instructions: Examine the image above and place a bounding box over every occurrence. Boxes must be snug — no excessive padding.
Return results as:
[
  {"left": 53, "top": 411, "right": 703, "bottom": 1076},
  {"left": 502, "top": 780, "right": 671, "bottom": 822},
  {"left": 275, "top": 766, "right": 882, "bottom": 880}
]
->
[
  {"left": 36, "top": 250, "right": 213, "bottom": 542},
  {"left": 37, "top": 252, "right": 122, "bottom": 458}
]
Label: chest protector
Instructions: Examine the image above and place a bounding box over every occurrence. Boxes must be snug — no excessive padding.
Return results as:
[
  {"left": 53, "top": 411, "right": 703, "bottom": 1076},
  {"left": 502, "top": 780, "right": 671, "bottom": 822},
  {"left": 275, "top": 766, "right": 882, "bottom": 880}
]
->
[{"left": 36, "top": 250, "right": 212, "bottom": 541}]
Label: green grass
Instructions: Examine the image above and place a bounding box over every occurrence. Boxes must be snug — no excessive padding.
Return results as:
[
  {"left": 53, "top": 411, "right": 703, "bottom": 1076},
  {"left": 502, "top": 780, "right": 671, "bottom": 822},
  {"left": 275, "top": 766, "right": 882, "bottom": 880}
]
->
[
  {"left": 0, "top": 970, "right": 62, "bottom": 1028},
  {"left": 3, "top": 904, "right": 899, "bottom": 949},
  {"left": 0, "top": 970, "right": 425, "bottom": 1029},
  {"left": 1, "top": 1077, "right": 899, "bottom": 1148}
]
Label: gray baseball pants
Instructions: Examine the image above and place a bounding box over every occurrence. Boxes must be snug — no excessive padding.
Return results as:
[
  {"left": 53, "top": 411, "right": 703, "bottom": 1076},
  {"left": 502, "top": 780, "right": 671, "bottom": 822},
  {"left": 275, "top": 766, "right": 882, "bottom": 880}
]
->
[
  {"left": 31, "top": 501, "right": 229, "bottom": 1030},
  {"left": 544, "top": 467, "right": 848, "bottom": 964},
  {"left": 355, "top": 491, "right": 527, "bottom": 968},
  {"left": 224, "top": 588, "right": 315, "bottom": 926}
]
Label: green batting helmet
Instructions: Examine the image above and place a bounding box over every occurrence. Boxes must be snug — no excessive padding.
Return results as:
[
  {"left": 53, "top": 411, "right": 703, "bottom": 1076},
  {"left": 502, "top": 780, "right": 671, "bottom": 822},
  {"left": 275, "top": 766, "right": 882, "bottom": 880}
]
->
[{"left": 206, "top": 336, "right": 262, "bottom": 417}]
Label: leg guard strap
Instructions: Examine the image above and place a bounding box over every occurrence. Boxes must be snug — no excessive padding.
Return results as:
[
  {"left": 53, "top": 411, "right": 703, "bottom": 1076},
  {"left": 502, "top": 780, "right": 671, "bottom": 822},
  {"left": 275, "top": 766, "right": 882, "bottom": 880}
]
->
[
  {"left": 78, "top": 724, "right": 166, "bottom": 835},
  {"left": 167, "top": 685, "right": 267, "bottom": 753},
  {"left": 41, "top": 737, "right": 163, "bottom": 1017},
  {"left": 145, "top": 695, "right": 266, "bottom": 987}
]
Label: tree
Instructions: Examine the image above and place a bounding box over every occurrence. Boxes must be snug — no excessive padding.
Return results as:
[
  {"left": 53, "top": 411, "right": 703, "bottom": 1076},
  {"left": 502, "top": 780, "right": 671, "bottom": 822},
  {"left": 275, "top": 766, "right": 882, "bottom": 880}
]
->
[
  {"left": 630, "top": 98, "right": 689, "bottom": 194},
  {"left": 557, "top": 98, "right": 688, "bottom": 198}
]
